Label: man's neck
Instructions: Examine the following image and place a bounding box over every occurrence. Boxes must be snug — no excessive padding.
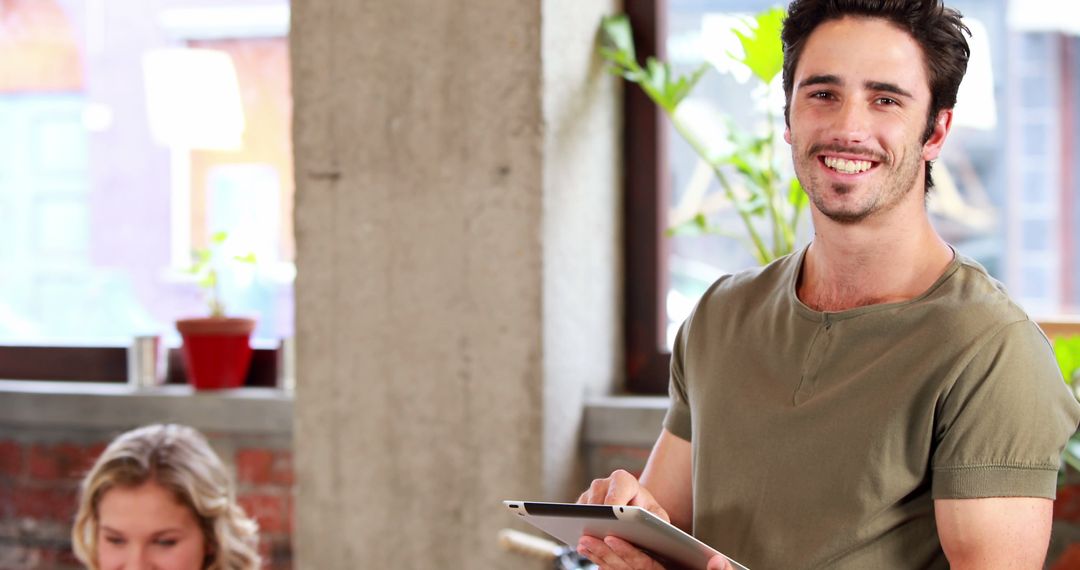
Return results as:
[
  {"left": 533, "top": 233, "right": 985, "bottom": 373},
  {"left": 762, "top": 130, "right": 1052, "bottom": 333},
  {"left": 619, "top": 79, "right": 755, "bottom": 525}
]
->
[{"left": 797, "top": 214, "right": 954, "bottom": 313}]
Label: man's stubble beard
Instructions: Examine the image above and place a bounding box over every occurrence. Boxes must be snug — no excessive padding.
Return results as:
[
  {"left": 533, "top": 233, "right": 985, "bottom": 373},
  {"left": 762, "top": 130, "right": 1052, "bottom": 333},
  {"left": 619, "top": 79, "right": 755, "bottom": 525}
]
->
[{"left": 794, "top": 140, "right": 923, "bottom": 225}]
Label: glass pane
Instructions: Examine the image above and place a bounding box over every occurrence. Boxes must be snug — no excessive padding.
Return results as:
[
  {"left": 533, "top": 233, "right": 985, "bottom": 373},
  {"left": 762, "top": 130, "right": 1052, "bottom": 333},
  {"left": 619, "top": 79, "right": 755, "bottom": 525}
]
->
[{"left": 0, "top": 0, "right": 294, "bottom": 345}]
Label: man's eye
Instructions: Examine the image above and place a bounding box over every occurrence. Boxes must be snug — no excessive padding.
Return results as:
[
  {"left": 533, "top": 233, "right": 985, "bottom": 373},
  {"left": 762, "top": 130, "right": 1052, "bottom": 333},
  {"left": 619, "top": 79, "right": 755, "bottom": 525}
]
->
[
  {"left": 876, "top": 97, "right": 898, "bottom": 105},
  {"left": 811, "top": 91, "right": 832, "bottom": 99}
]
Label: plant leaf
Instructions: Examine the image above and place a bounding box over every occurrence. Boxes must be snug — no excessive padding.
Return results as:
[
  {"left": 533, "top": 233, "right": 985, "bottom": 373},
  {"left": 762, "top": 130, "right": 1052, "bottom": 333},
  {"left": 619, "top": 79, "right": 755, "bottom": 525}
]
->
[
  {"left": 666, "top": 63, "right": 709, "bottom": 111},
  {"left": 599, "top": 13, "right": 713, "bottom": 115},
  {"left": 1054, "top": 336, "right": 1080, "bottom": 385},
  {"left": 788, "top": 178, "right": 808, "bottom": 210},
  {"left": 728, "top": 155, "right": 769, "bottom": 193},
  {"left": 730, "top": 7, "right": 785, "bottom": 85},
  {"left": 599, "top": 14, "right": 636, "bottom": 63},
  {"left": 735, "top": 194, "right": 768, "bottom": 216},
  {"left": 666, "top": 212, "right": 711, "bottom": 237}
]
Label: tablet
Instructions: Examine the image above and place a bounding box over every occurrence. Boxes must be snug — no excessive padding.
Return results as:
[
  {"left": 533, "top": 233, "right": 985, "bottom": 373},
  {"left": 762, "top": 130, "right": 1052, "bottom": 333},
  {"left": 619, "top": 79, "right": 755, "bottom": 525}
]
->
[{"left": 503, "top": 501, "right": 749, "bottom": 570}]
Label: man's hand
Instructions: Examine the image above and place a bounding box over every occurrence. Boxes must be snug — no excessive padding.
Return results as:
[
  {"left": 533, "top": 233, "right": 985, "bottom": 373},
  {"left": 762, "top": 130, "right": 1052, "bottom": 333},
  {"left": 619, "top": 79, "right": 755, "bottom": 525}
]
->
[
  {"left": 577, "top": 469, "right": 670, "bottom": 520},
  {"left": 575, "top": 469, "right": 730, "bottom": 570}
]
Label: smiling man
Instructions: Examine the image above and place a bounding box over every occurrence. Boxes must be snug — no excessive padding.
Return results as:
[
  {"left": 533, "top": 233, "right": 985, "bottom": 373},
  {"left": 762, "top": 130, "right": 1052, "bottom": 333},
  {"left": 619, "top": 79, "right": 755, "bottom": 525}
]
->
[{"left": 576, "top": 1, "right": 1080, "bottom": 569}]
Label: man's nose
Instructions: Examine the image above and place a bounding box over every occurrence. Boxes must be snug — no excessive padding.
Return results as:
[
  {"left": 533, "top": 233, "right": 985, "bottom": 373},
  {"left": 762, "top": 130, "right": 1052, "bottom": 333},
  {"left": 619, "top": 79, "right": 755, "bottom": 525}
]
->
[{"left": 830, "top": 100, "right": 871, "bottom": 145}]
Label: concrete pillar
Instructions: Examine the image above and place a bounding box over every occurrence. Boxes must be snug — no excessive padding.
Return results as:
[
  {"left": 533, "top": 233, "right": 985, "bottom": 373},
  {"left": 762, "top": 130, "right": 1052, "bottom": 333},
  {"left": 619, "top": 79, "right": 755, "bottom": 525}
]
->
[{"left": 292, "top": 0, "right": 620, "bottom": 567}]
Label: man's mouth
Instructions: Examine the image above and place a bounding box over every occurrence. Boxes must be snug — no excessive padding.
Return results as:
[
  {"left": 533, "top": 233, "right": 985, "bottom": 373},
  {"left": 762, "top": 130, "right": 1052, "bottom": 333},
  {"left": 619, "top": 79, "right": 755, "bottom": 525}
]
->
[{"left": 821, "top": 156, "right": 875, "bottom": 174}]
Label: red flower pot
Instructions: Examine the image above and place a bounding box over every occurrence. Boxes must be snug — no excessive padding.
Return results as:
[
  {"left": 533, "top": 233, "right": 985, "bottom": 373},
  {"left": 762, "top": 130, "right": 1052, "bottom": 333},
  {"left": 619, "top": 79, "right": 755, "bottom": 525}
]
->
[{"left": 176, "top": 317, "right": 257, "bottom": 390}]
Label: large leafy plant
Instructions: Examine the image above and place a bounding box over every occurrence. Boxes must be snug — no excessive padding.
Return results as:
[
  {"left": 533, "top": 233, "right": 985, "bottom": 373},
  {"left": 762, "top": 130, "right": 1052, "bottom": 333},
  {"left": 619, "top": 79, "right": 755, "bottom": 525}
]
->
[{"left": 599, "top": 8, "right": 806, "bottom": 265}]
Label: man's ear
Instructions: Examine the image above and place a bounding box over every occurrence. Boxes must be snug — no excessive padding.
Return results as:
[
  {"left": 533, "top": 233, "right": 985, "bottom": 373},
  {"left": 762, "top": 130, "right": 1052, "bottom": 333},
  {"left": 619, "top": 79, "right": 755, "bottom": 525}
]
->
[
  {"left": 922, "top": 108, "right": 953, "bottom": 161},
  {"left": 784, "top": 124, "right": 792, "bottom": 145}
]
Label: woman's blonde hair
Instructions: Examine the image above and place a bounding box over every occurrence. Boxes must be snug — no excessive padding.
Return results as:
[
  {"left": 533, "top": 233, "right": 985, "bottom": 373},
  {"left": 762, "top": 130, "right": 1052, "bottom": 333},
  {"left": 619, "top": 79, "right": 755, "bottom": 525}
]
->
[{"left": 72, "top": 424, "right": 261, "bottom": 570}]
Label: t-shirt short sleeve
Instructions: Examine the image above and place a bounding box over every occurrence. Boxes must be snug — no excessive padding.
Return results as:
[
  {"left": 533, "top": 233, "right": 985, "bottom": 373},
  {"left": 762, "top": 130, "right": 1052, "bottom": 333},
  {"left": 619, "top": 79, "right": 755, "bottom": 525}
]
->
[
  {"left": 664, "top": 320, "right": 693, "bottom": 441},
  {"left": 931, "top": 320, "right": 1080, "bottom": 499}
]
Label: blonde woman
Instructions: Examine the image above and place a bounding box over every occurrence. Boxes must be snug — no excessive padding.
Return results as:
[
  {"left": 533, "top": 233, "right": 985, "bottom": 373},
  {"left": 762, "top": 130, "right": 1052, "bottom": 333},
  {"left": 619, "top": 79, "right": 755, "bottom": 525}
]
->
[{"left": 72, "top": 424, "right": 260, "bottom": 570}]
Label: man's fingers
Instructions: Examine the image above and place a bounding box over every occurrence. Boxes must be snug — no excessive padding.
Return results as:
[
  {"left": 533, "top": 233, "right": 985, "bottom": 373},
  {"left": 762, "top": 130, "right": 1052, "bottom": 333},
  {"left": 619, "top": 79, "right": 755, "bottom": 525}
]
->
[
  {"left": 604, "top": 535, "right": 664, "bottom": 570},
  {"left": 578, "top": 535, "right": 631, "bottom": 569},
  {"left": 603, "top": 469, "right": 640, "bottom": 505},
  {"left": 579, "top": 469, "right": 653, "bottom": 510},
  {"left": 628, "top": 494, "right": 670, "bottom": 523},
  {"left": 577, "top": 535, "right": 603, "bottom": 561},
  {"left": 707, "top": 554, "right": 733, "bottom": 570},
  {"left": 580, "top": 477, "right": 612, "bottom": 504}
]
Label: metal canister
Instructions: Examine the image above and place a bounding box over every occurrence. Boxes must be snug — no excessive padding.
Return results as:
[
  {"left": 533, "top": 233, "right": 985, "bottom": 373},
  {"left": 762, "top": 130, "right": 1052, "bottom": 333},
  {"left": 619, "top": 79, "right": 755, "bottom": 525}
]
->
[{"left": 127, "top": 335, "right": 164, "bottom": 388}]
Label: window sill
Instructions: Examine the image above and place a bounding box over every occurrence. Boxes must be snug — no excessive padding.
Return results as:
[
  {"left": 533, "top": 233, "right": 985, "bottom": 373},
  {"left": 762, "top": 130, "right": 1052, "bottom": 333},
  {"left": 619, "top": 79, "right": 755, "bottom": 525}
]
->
[
  {"left": 0, "top": 380, "right": 292, "bottom": 435},
  {"left": 584, "top": 395, "right": 668, "bottom": 447}
]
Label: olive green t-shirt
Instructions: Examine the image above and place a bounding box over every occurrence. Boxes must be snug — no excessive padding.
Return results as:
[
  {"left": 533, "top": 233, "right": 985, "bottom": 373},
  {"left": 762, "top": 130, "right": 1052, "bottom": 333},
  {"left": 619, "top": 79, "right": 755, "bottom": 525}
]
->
[{"left": 664, "top": 248, "right": 1080, "bottom": 569}]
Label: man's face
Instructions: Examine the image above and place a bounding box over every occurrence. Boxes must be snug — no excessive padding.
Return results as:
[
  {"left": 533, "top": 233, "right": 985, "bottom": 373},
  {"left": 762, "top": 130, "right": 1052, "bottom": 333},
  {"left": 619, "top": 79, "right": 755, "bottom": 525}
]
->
[{"left": 784, "top": 16, "right": 949, "bottom": 225}]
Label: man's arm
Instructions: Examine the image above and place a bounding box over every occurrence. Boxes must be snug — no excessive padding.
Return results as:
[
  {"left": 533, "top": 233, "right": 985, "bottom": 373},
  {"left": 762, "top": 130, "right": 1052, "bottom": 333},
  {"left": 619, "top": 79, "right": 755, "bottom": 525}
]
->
[
  {"left": 935, "top": 497, "right": 1052, "bottom": 569},
  {"left": 638, "top": 428, "right": 694, "bottom": 532}
]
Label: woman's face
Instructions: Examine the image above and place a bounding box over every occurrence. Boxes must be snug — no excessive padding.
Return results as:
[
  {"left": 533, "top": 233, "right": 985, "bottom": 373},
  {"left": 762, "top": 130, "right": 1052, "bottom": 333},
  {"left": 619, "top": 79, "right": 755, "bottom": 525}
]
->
[{"left": 96, "top": 480, "right": 208, "bottom": 570}]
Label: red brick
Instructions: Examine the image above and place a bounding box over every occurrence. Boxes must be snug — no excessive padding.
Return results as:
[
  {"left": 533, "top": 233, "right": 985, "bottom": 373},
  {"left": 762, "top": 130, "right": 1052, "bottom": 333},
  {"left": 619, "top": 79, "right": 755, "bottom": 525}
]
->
[
  {"left": 28, "top": 444, "right": 63, "bottom": 479},
  {"left": 236, "top": 449, "right": 274, "bottom": 485},
  {"left": 1051, "top": 543, "right": 1080, "bottom": 570},
  {"left": 0, "top": 440, "right": 21, "bottom": 478},
  {"left": 30, "top": 545, "right": 82, "bottom": 568},
  {"left": 288, "top": 493, "right": 294, "bottom": 534},
  {"left": 86, "top": 442, "right": 107, "bottom": 464},
  {"left": 238, "top": 492, "right": 288, "bottom": 534},
  {"left": 271, "top": 450, "right": 293, "bottom": 487},
  {"left": 13, "top": 486, "right": 78, "bottom": 522},
  {"left": 1056, "top": 484, "right": 1080, "bottom": 523},
  {"left": 0, "top": 482, "right": 13, "bottom": 518},
  {"left": 28, "top": 443, "right": 98, "bottom": 481}
]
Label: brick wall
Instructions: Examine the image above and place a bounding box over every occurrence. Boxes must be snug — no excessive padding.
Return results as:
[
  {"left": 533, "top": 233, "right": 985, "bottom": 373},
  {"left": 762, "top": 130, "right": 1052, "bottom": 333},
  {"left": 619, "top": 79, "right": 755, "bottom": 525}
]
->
[
  {"left": 0, "top": 428, "right": 293, "bottom": 570},
  {"left": 234, "top": 447, "right": 294, "bottom": 566}
]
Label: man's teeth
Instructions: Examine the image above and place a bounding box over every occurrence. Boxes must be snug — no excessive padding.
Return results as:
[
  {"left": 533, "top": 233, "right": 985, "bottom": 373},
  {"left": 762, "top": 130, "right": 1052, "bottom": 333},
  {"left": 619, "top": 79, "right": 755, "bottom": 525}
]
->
[{"left": 823, "top": 156, "right": 873, "bottom": 174}]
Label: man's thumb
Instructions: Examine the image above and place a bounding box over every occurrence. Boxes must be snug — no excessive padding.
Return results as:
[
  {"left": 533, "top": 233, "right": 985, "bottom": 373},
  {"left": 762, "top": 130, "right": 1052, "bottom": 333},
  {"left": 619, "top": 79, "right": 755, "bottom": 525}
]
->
[{"left": 707, "top": 555, "right": 732, "bottom": 570}]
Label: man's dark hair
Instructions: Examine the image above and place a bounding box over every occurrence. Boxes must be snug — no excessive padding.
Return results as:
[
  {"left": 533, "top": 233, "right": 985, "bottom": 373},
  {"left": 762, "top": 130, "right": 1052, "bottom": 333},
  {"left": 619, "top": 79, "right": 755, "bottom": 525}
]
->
[{"left": 780, "top": 0, "right": 971, "bottom": 191}]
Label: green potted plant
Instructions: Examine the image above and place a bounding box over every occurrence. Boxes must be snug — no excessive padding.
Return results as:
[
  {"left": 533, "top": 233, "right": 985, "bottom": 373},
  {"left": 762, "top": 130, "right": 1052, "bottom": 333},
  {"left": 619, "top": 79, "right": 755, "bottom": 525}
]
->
[{"left": 176, "top": 231, "right": 258, "bottom": 390}]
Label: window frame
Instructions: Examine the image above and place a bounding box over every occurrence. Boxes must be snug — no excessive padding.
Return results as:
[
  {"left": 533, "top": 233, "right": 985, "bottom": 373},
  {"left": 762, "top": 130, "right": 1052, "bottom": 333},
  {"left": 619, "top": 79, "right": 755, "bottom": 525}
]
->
[{"left": 623, "top": 0, "right": 672, "bottom": 394}]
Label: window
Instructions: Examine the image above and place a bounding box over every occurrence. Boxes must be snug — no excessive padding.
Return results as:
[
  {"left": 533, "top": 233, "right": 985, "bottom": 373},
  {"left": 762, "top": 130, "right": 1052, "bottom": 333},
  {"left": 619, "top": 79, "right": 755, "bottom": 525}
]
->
[
  {"left": 0, "top": 1, "right": 293, "bottom": 374},
  {"left": 625, "top": 0, "right": 1080, "bottom": 393}
]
